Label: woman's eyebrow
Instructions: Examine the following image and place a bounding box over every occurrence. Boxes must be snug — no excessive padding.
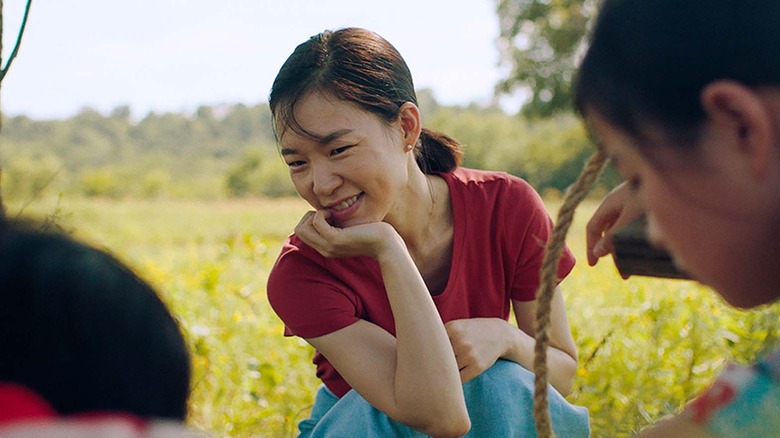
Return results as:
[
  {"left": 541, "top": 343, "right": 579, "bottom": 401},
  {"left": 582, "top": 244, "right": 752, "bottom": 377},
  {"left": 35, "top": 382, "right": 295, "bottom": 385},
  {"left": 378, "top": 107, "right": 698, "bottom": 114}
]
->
[
  {"left": 319, "top": 129, "right": 354, "bottom": 144},
  {"left": 280, "top": 129, "right": 355, "bottom": 156}
]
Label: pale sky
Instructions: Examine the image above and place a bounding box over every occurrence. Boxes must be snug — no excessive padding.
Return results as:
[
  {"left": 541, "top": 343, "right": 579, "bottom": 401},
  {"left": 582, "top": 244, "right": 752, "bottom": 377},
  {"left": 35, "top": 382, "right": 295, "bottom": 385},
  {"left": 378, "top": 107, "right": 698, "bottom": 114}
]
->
[{"left": 0, "top": 0, "right": 517, "bottom": 120}]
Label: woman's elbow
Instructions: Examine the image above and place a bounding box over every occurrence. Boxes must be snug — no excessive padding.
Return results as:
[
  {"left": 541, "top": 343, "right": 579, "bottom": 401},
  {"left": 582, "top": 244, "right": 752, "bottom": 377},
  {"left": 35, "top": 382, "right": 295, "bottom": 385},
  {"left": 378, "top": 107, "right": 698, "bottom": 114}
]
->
[
  {"left": 555, "top": 374, "right": 574, "bottom": 397},
  {"left": 419, "top": 414, "right": 471, "bottom": 438},
  {"left": 403, "top": 402, "right": 470, "bottom": 438},
  {"left": 553, "top": 355, "right": 578, "bottom": 397}
]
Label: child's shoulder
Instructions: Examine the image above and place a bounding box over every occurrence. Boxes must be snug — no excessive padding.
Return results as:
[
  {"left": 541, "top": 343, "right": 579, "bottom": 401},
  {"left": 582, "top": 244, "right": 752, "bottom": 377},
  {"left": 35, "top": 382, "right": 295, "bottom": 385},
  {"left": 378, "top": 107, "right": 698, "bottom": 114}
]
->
[{"left": 683, "top": 344, "right": 780, "bottom": 436}]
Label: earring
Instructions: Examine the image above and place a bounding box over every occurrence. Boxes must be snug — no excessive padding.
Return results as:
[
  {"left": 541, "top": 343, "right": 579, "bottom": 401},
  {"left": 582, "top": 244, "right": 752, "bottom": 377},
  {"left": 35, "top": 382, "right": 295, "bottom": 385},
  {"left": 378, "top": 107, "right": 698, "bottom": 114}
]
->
[{"left": 405, "top": 144, "right": 413, "bottom": 152}]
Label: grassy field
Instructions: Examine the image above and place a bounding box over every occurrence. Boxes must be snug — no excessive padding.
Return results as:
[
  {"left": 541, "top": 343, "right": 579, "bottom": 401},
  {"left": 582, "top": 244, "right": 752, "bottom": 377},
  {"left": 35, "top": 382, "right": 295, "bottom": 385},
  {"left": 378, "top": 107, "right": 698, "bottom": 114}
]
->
[{"left": 9, "top": 196, "right": 780, "bottom": 437}]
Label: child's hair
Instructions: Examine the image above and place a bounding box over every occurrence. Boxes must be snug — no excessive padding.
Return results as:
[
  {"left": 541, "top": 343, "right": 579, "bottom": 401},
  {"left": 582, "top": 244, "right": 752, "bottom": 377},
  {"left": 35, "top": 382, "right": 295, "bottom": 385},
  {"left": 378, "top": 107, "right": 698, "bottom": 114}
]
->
[
  {"left": 0, "top": 219, "right": 192, "bottom": 420},
  {"left": 574, "top": 0, "right": 780, "bottom": 146},
  {"left": 269, "top": 27, "right": 463, "bottom": 174}
]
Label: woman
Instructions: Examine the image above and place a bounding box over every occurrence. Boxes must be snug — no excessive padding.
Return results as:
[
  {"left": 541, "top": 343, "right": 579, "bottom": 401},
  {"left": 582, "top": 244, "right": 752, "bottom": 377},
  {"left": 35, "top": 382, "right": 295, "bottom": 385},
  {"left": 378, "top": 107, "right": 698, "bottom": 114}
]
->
[{"left": 266, "top": 27, "right": 589, "bottom": 437}]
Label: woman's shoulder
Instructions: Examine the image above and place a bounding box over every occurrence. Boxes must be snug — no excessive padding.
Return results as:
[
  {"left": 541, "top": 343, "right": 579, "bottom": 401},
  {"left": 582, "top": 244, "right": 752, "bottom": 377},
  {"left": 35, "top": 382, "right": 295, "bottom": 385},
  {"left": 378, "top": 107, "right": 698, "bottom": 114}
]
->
[
  {"left": 267, "top": 235, "right": 377, "bottom": 306},
  {"left": 444, "top": 167, "right": 544, "bottom": 209},
  {"left": 270, "top": 235, "right": 374, "bottom": 276},
  {"left": 445, "top": 167, "right": 526, "bottom": 186}
]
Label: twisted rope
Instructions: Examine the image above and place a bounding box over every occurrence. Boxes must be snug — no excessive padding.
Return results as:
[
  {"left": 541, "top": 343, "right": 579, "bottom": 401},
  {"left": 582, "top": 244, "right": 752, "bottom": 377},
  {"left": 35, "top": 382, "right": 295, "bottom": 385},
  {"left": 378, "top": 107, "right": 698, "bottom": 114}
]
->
[{"left": 533, "top": 148, "right": 608, "bottom": 437}]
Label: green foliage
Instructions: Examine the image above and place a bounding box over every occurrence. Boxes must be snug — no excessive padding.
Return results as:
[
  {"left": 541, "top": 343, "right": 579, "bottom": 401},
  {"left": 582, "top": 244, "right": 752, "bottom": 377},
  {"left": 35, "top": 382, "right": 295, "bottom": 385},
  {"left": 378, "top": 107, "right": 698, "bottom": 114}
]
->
[
  {"left": 496, "top": 0, "right": 598, "bottom": 117},
  {"left": 81, "top": 168, "right": 122, "bottom": 198},
  {"left": 225, "top": 149, "right": 296, "bottom": 198},
  {"left": 12, "top": 196, "right": 780, "bottom": 437},
  {"left": 1, "top": 153, "right": 62, "bottom": 201},
  {"left": 1, "top": 104, "right": 280, "bottom": 200},
  {"left": 2, "top": 98, "right": 620, "bottom": 202},
  {"left": 427, "top": 107, "right": 617, "bottom": 192}
]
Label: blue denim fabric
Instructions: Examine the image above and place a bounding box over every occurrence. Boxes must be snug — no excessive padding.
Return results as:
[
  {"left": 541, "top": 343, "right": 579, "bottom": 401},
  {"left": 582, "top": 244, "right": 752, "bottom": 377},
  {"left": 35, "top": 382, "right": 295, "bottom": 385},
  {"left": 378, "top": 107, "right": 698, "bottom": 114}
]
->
[{"left": 298, "top": 359, "right": 590, "bottom": 437}]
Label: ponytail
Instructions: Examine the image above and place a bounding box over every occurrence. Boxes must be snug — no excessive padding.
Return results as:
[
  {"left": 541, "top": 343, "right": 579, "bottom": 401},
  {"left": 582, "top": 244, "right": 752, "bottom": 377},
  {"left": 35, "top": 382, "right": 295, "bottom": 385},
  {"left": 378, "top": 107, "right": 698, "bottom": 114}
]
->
[{"left": 416, "top": 128, "right": 463, "bottom": 174}]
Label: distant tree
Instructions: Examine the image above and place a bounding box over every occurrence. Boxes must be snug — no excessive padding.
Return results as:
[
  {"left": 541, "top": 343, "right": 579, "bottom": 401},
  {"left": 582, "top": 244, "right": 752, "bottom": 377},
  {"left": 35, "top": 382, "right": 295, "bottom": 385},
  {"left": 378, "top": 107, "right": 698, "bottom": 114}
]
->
[
  {"left": 0, "top": 0, "right": 34, "bottom": 217},
  {"left": 110, "top": 105, "right": 132, "bottom": 121},
  {"left": 225, "top": 149, "right": 262, "bottom": 197},
  {"left": 495, "top": 0, "right": 598, "bottom": 118}
]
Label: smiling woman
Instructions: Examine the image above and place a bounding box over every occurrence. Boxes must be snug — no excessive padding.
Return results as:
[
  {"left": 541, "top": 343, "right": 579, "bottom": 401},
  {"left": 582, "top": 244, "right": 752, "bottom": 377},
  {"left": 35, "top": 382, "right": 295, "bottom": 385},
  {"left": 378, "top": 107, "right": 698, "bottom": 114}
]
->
[{"left": 264, "top": 27, "right": 590, "bottom": 437}]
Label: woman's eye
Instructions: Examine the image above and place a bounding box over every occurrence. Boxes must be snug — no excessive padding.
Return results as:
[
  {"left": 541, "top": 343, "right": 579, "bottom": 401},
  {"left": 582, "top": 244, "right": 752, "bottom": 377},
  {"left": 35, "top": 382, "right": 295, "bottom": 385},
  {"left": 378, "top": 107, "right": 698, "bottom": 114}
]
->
[
  {"left": 286, "top": 160, "right": 305, "bottom": 168},
  {"left": 330, "top": 145, "right": 352, "bottom": 156}
]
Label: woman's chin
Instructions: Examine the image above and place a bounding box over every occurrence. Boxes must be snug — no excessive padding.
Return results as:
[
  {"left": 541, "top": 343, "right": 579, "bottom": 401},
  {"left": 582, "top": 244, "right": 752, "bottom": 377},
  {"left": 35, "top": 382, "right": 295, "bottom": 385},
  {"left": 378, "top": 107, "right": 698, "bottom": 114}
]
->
[{"left": 333, "top": 217, "right": 373, "bottom": 228}]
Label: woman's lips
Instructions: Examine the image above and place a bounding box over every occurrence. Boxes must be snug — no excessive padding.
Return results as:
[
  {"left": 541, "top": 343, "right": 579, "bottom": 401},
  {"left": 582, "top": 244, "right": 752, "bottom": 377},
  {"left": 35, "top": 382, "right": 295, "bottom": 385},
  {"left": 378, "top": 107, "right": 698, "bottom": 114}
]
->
[{"left": 327, "top": 193, "right": 363, "bottom": 224}]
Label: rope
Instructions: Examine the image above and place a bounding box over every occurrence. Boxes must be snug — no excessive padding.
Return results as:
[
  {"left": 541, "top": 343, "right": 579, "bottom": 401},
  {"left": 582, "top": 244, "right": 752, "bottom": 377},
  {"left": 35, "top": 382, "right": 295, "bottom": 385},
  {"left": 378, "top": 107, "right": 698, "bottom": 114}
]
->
[{"left": 532, "top": 149, "right": 608, "bottom": 437}]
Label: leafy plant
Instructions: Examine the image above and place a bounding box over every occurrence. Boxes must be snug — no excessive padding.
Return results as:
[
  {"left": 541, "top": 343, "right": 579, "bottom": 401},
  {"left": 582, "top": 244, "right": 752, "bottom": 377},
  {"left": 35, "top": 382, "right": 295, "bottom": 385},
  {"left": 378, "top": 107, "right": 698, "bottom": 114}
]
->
[{"left": 12, "top": 196, "right": 779, "bottom": 437}]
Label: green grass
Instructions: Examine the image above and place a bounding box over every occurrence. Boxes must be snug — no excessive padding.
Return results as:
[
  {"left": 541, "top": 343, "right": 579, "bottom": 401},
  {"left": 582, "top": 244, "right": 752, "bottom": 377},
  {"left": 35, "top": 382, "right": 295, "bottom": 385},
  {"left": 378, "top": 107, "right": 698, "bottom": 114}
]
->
[{"left": 8, "top": 196, "right": 780, "bottom": 437}]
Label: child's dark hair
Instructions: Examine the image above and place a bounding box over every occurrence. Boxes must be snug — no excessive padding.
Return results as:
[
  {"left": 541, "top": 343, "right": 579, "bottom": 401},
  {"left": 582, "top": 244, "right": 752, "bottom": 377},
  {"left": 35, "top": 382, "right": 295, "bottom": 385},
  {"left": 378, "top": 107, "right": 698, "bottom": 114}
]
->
[
  {"left": 0, "top": 220, "right": 192, "bottom": 420},
  {"left": 269, "top": 27, "right": 462, "bottom": 174},
  {"left": 574, "top": 0, "right": 780, "bottom": 146}
]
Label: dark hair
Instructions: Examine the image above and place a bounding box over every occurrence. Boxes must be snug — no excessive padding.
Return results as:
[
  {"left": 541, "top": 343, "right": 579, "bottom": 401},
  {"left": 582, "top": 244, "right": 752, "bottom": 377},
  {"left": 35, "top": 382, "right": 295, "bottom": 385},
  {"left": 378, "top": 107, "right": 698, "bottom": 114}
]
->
[
  {"left": 0, "top": 220, "right": 191, "bottom": 420},
  {"left": 574, "top": 0, "right": 780, "bottom": 146},
  {"left": 269, "top": 27, "right": 462, "bottom": 173}
]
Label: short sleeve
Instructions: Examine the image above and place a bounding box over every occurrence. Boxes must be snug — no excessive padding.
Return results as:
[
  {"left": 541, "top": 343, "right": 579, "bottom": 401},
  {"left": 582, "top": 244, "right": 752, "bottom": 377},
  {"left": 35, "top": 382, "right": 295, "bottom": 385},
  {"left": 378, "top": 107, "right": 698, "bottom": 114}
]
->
[
  {"left": 509, "top": 181, "right": 576, "bottom": 301},
  {"left": 683, "top": 348, "right": 780, "bottom": 436},
  {"left": 266, "top": 239, "right": 361, "bottom": 339}
]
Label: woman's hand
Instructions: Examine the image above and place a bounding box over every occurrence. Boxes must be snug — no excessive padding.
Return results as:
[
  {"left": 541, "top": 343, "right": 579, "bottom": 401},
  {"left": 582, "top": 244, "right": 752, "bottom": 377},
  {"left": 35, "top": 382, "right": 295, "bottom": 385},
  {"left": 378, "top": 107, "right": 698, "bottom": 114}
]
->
[
  {"left": 586, "top": 182, "right": 644, "bottom": 267},
  {"left": 294, "top": 210, "right": 398, "bottom": 259},
  {"left": 445, "top": 318, "right": 514, "bottom": 383}
]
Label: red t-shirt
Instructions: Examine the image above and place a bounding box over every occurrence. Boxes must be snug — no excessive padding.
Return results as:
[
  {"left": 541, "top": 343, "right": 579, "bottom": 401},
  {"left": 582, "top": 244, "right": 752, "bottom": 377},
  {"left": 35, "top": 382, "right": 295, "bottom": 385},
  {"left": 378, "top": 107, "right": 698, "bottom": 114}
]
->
[
  {"left": 0, "top": 383, "right": 145, "bottom": 432},
  {"left": 267, "top": 167, "right": 575, "bottom": 397}
]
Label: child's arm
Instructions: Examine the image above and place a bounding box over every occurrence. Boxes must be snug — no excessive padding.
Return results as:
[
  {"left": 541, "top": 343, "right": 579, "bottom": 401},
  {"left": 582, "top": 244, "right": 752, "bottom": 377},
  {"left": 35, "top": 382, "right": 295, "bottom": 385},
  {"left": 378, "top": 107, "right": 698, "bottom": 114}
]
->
[{"left": 586, "top": 181, "right": 644, "bottom": 267}]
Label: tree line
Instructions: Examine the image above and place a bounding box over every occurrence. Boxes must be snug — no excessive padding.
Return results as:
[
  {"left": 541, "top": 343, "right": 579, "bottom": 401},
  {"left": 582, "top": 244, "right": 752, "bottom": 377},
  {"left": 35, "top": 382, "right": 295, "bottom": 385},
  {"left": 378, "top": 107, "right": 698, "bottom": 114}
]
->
[{"left": 0, "top": 89, "right": 618, "bottom": 202}]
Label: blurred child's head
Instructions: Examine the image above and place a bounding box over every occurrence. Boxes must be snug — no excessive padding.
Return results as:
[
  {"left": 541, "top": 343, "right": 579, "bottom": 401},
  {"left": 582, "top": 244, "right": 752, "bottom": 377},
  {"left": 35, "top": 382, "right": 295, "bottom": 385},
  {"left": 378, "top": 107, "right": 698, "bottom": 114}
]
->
[
  {"left": 0, "top": 220, "right": 192, "bottom": 420},
  {"left": 574, "top": 0, "right": 780, "bottom": 307}
]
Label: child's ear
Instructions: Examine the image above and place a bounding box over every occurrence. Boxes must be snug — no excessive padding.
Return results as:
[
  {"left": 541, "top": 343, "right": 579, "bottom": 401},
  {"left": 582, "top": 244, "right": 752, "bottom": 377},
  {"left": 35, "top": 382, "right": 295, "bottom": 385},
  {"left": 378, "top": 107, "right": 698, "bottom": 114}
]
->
[{"left": 700, "top": 81, "right": 773, "bottom": 179}]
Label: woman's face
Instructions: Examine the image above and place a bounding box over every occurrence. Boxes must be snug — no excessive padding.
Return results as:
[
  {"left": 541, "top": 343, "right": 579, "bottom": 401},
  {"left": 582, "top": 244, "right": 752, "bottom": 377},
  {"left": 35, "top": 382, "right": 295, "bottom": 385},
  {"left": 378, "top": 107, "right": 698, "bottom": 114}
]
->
[
  {"left": 589, "top": 112, "right": 779, "bottom": 308},
  {"left": 277, "top": 92, "right": 410, "bottom": 228}
]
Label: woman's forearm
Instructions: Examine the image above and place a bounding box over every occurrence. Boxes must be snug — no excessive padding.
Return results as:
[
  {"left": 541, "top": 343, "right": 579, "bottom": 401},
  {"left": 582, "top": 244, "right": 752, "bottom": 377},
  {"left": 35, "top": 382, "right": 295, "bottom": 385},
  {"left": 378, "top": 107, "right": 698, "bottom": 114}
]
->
[
  {"left": 502, "top": 326, "right": 578, "bottom": 396},
  {"left": 375, "top": 235, "right": 470, "bottom": 436}
]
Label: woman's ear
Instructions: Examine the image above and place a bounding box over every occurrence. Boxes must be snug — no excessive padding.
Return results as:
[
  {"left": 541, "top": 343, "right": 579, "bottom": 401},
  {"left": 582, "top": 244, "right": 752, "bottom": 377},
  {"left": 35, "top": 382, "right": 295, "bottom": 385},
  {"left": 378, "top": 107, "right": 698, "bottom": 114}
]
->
[
  {"left": 398, "top": 102, "right": 422, "bottom": 147},
  {"left": 700, "top": 81, "right": 773, "bottom": 178}
]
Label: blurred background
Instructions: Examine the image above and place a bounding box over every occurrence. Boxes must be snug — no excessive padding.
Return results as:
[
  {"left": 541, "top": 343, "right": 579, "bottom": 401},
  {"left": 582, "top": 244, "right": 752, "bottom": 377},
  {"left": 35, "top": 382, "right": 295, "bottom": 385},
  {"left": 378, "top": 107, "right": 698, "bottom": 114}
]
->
[
  {"left": 0, "top": 0, "right": 619, "bottom": 202},
  {"left": 4, "top": 2, "right": 778, "bottom": 437}
]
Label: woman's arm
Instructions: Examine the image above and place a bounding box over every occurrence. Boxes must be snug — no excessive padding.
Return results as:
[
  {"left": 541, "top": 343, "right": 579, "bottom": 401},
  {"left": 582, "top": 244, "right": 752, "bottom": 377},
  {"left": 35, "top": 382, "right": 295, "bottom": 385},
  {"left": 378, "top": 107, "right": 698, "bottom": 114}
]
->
[
  {"left": 443, "top": 287, "right": 578, "bottom": 396},
  {"left": 296, "top": 211, "right": 470, "bottom": 438},
  {"left": 634, "top": 415, "right": 715, "bottom": 437},
  {"left": 512, "top": 288, "right": 578, "bottom": 395}
]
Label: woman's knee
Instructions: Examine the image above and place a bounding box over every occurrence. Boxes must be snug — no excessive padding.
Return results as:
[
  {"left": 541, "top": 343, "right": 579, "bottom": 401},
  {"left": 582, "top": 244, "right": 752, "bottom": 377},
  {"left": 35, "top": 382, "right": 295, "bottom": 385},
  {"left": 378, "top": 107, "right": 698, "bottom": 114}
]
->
[{"left": 463, "top": 360, "right": 535, "bottom": 403}]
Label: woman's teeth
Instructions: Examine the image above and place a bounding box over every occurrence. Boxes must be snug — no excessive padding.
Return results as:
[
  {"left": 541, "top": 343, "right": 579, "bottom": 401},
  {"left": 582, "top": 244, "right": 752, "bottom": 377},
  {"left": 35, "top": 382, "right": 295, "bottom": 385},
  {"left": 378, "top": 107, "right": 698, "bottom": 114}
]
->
[{"left": 334, "top": 194, "right": 360, "bottom": 211}]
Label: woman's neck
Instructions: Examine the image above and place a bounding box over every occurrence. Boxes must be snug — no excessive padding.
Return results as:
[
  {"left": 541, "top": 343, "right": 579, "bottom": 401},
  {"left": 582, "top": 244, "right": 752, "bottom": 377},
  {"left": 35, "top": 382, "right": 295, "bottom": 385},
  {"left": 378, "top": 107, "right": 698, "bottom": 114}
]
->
[{"left": 385, "top": 169, "right": 452, "bottom": 258}]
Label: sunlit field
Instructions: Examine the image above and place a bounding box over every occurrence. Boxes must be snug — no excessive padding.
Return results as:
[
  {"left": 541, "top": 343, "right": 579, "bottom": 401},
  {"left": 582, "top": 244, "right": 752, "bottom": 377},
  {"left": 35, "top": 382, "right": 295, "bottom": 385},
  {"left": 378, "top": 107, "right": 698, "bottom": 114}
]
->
[{"left": 10, "top": 196, "right": 780, "bottom": 437}]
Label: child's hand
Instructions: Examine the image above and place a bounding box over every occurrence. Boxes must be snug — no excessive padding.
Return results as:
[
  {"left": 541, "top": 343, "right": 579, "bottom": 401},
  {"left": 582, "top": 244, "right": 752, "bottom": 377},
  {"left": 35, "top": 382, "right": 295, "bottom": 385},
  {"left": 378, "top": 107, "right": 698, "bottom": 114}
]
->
[
  {"left": 586, "top": 182, "right": 644, "bottom": 266},
  {"left": 294, "top": 210, "right": 398, "bottom": 259}
]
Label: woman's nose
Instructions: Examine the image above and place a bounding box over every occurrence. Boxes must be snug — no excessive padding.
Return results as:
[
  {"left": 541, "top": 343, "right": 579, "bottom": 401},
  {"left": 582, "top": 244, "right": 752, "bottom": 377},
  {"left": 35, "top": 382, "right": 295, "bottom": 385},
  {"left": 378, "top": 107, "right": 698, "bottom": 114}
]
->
[{"left": 311, "top": 164, "right": 341, "bottom": 197}]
